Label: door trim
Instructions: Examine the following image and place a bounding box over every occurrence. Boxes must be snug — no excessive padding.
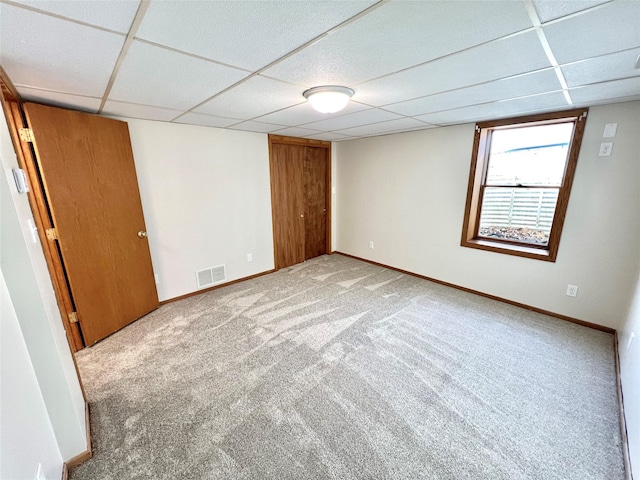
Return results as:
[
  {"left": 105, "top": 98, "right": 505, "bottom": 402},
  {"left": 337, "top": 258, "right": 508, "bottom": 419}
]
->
[
  {"left": 268, "top": 135, "right": 332, "bottom": 269},
  {"left": 0, "top": 68, "right": 84, "bottom": 352}
]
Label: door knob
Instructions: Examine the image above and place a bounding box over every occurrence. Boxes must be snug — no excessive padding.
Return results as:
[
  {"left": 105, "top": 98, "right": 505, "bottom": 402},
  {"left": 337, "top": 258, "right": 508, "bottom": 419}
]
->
[
  {"left": 138, "top": 231, "right": 147, "bottom": 238},
  {"left": 300, "top": 214, "right": 304, "bottom": 218}
]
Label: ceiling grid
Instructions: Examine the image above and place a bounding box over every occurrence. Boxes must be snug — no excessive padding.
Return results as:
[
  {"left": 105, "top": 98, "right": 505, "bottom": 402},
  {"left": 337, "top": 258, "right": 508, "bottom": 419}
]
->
[{"left": 0, "top": 0, "right": 638, "bottom": 141}]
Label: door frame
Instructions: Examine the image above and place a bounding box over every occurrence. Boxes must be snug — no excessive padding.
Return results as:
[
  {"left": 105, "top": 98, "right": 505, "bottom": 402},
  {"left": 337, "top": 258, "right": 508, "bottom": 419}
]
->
[
  {"left": 268, "top": 134, "right": 332, "bottom": 269},
  {"left": 0, "top": 67, "right": 84, "bottom": 352}
]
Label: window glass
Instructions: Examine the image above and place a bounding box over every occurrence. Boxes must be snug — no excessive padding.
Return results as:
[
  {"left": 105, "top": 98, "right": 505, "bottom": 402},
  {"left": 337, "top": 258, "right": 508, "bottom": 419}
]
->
[
  {"left": 479, "top": 187, "right": 559, "bottom": 246},
  {"left": 485, "top": 123, "right": 574, "bottom": 187}
]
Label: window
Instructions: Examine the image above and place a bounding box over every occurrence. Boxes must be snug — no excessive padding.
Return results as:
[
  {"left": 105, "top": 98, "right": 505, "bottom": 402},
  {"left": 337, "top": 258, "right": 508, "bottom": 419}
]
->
[{"left": 461, "top": 108, "right": 588, "bottom": 262}]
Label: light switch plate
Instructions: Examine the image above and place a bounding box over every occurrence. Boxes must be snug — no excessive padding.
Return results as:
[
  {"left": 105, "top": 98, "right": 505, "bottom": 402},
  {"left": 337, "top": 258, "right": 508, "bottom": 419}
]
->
[
  {"left": 603, "top": 123, "right": 618, "bottom": 138},
  {"left": 12, "top": 168, "right": 29, "bottom": 193},
  {"left": 36, "top": 463, "right": 45, "bottom": 480}
]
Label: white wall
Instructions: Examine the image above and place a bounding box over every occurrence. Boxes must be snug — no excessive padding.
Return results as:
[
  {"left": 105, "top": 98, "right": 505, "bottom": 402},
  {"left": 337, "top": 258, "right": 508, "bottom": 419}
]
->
[
  {"left": 1, "top": 271, "right": 63, "bottom": 480},
  {"left": 335, "top": 101, "right": 640, "bottom": 331},
  {"left": 0, "top": 105, "right": 87, "bottom": 461},
  {"left": 620, "top": 257, "right": 640, "bottom": 478},
  {"left": 123, "top": 119, "right": 274, "bottom": 301}
]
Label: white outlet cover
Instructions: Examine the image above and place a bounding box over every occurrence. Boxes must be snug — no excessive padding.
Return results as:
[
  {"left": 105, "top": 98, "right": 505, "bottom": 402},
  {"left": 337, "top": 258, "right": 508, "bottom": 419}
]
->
[
  {"left": 603, "top": 123, "right": 618, "bottom": 138},
  {"left": 566, "top": 285, "right": 578, "bottom": 297},
  {"left": 27, "top": 219, "right": 39, "bottom": 244},
  {"left": 598, "top": 142, "right": 613, "bottom": 157}
]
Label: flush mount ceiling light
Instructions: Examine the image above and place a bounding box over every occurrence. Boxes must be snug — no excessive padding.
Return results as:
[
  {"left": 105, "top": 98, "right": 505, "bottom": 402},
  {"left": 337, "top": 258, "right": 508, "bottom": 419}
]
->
[{"left": 303, "top": 85, "right": 355, "bottom": 113}]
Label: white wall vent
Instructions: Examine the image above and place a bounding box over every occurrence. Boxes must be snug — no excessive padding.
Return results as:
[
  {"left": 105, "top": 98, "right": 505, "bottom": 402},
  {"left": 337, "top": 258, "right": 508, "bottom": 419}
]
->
[{"left": 196, "top": 264, "right": 226, "bottom": 289}]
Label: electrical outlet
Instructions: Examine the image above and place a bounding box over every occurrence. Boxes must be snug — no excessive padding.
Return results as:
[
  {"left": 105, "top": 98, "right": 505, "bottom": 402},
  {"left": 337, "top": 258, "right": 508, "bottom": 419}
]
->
[
  {"left": 629, "top": 332, "right": 635, "bottom": 351},
  {"left": 368, "top": 241, "right": 374, "bottom": 249},
  {"left": 247, "top": 253, "right": 253, "bottom": 262},
  {"left": 154, "top": 274, "right": 159, "bottom": 285},
  {"left": 598, "top": 142, "right": 613, "bottom": 156},
  {"left": 566, "top": 285, "right": 578, "bottom": 297},
  {"left": 27, "top": 219, "right": 39, "bottom": 244}
]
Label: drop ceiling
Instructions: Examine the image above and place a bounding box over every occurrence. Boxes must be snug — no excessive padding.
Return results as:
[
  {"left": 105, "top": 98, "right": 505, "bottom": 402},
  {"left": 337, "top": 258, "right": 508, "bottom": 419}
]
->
[{"left": 1, "top": 0, "right": 639, "bottom": 141}]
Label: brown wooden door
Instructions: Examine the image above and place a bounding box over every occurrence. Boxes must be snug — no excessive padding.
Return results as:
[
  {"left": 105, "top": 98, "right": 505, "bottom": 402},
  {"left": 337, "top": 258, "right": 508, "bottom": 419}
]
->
[
  {"left": 269, "top": 136, "right": 330, "bottom": 270},
  {"left": 23, "top": 103, "right": 158, "bottom": 346},
  {"left": 304, "top": 146, "right": 327, "bottom": 260},
  {"left": 271, "top": 143, "right": 305, "bottom": 269}
]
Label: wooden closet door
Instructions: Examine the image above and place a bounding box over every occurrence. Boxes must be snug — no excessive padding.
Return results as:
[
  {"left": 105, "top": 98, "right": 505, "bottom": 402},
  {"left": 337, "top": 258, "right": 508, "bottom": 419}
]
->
[
  {"left": 304, "top": 147, "right": 328, "bottom": 260},
  {"left": 271, "top": 143, "right": 305, "bottom": 269}
]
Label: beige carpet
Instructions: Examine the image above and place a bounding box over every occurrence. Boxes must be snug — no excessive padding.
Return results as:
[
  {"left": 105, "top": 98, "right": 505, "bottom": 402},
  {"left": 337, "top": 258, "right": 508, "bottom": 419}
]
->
[{"left": 71, "top": 254, "right": 625, "bottom": 479}]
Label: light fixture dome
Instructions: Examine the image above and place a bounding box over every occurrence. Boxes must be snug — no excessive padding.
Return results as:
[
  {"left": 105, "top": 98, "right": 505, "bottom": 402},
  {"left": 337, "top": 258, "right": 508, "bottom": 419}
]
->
[{"left": 303, "top": 85, "right": 354, "bottom": 113}]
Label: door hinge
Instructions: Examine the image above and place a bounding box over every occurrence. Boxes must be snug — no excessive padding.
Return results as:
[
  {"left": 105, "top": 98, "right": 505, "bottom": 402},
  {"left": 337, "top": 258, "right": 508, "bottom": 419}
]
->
[
  {"left": 45, "top": 228, "right": 58, "bottom": 240},
  {"left": 68, "top": 312, "right": 79, "bottom": 323},
  {"left": 18, "top": 128, "right": 34, "bottom": 142}
]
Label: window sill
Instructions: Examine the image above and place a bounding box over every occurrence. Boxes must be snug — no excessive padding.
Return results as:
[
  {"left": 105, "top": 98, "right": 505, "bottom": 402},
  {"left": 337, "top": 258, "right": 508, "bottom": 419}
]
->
[{"left": 461, "top": 238, "right": 555, "bottom": 262}]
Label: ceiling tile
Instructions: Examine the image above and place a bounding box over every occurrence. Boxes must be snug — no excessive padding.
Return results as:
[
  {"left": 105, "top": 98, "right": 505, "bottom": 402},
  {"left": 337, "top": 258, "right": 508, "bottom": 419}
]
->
[
  {"left": 172, "top": 112, "right": 240, "bottom": 128},
  {"left": 306, "top": 132, "right": 354, "bottom": 142},
  {"left": 109, "top": 41, "right": 248, "bottom": 111},
  {"left": 335, "top": 118, "right": 432, "bottom": 137},
  {"left": 271, "top": 127, "right": 324, "bottom": 138},
  {"left": 532, "top": 0, "right": 610, "bottom": 23},
  {"left": 561, "top": 48, "right": 640, "bottom": 87},
  {"left": 254, "top": 100, "right": 370, "bottom": 126},
  {"left": 263, "top": 0, "right": 532, "bottom": 87},
  {"left": 16, "top": 86, "right": 101, "bottom": 113},
  {"left": 384, "top": 69, "right": 562, "bottom": 116},
  {"left": 543, "top": 1, "right": 640, "bottom": 64},
  {"left": 348, "top": 126, "right": 439, "bottom": 140},
  {"left": 10, "top": 0, "right": 140, "bottom": 33},
  {"left": 569, "top": 77, "right": 640, "bottom": 105},
  {"left": 355, "top": 31, "right": 551, "bottom": 106},
  {"left": 228, "top": 121, "right": 288, "bottom": 134},
  {"left": 102, "top": 101, "right": 183, "bottom": 122},
  {"left": 301, "top": 108, "right": 401, "bottom": 131},
  {"left": 576, "top": 96, "right": 640, "bottom": 108},
  {"left": 416, "top": 92, "right": 569, "bottom": 125},
  {"left": 193, "top": 76, "right": 304, "bottom": 120},
  {"left": 136, "top": 1, "right": 377, "bottom": 71},
  {"left": 0, "top": 3, "right": 124, "bottom": 97}
]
